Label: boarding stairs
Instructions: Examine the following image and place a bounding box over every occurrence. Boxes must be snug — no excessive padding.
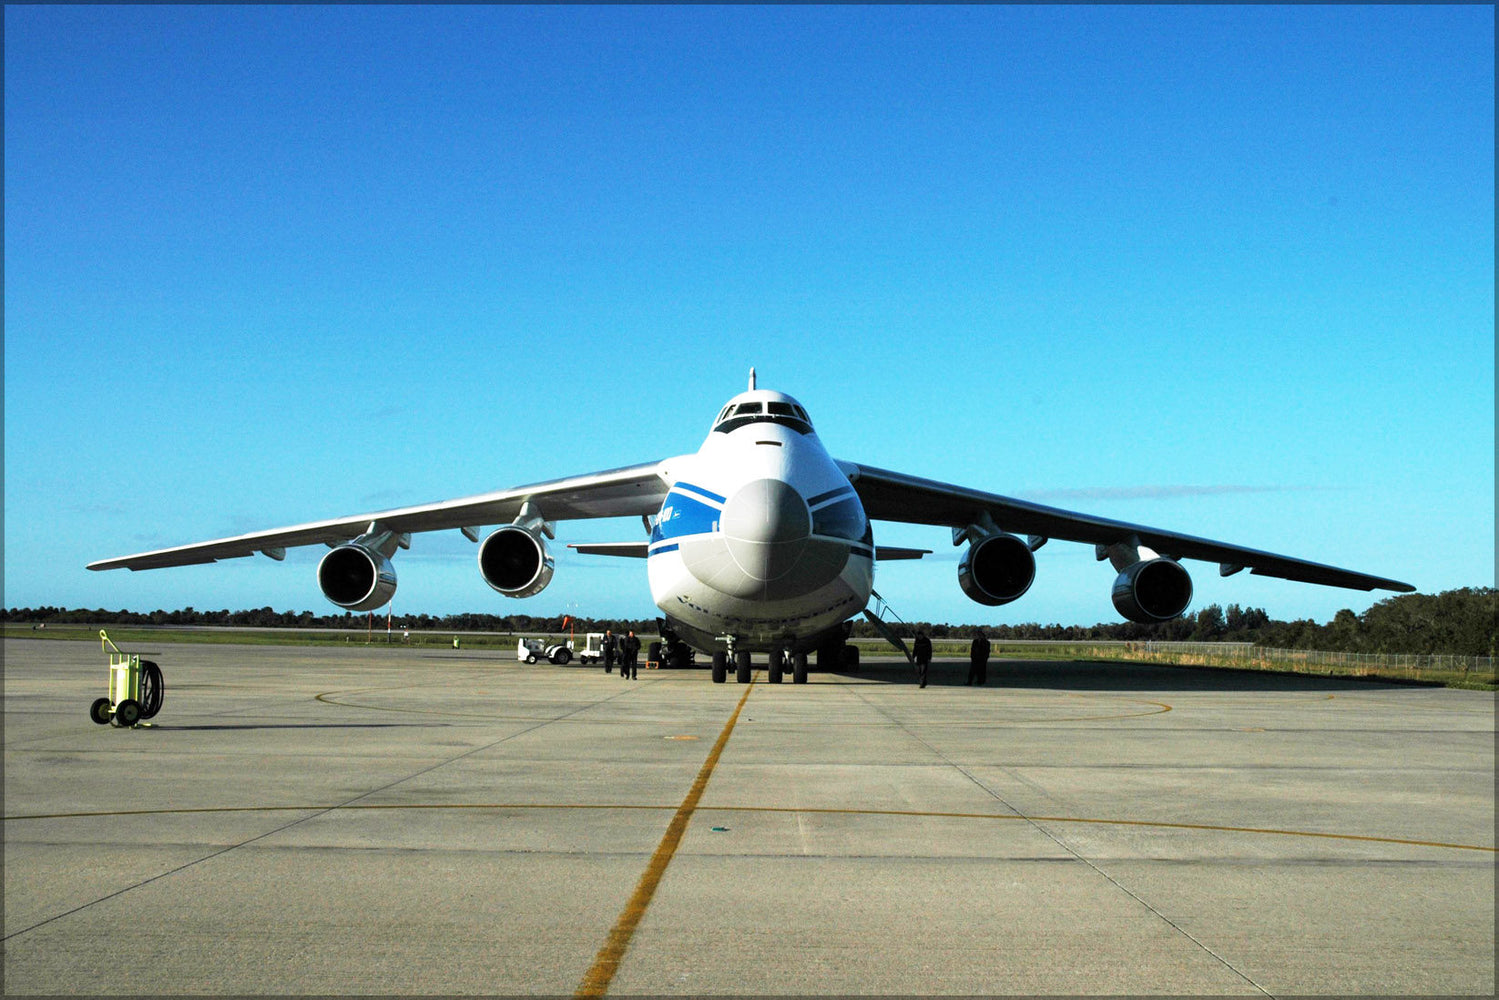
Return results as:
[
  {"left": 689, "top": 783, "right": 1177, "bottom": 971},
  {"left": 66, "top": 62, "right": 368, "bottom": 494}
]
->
[{"left": 863, "top": 589, "right": 914, "bottom": 662}]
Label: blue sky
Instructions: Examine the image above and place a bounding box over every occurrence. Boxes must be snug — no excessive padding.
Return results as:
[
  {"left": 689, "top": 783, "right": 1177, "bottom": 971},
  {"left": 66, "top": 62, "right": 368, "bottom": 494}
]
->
[{"left": 5, "top": 5, "right": 1493, "bottom": 627}]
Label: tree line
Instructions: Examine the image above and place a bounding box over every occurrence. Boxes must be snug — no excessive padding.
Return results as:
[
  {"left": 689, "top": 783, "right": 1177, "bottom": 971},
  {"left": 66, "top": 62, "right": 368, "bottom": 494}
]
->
[
  {"left": 6, "top": 587, "right": 1492, "bottom": 656},
  {"left": 893, "top": 587, "right": 1493, "bottom": 657}
]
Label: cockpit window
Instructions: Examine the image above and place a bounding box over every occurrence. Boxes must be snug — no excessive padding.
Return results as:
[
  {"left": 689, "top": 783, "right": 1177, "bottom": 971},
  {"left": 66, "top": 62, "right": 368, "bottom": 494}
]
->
[{"left": 713, "top": 399, "right": 813, "bottom": 435}]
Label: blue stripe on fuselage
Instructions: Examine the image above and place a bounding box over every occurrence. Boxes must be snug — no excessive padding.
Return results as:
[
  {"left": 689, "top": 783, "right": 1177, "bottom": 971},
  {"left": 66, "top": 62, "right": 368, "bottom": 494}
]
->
[
  {"left": 652, "top": 487, "right": 722, "bottom": 543},
  {"left": 807, "top": 485, "right": 857, "bottom": 508},
  {"left": 672, "top": 482, "right": 726, "bottom": 505}
]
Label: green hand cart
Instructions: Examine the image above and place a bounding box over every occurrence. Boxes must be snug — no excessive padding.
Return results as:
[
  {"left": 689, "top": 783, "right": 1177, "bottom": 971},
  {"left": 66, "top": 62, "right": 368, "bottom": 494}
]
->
[{"left": 90, "top": 630, "right": 163, "bottom": 727}]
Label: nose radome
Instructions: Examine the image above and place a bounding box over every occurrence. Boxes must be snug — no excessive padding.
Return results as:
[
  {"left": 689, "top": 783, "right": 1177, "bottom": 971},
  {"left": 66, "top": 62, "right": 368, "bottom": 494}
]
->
[
  {"left": 720, "top": 479, "right": 811, "bottom": 583},
  {"left": 720, "top": 479, "right": 811, "bottom": 545}
]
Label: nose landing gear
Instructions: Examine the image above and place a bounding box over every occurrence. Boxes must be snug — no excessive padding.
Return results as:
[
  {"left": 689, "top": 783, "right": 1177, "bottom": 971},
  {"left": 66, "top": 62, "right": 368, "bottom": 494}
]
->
[
  {"left": 712, "top": 636, "right": 754, "bottom": 684},
  {"left": 709, "top": 640, "right": 809, "bottom": 685}
]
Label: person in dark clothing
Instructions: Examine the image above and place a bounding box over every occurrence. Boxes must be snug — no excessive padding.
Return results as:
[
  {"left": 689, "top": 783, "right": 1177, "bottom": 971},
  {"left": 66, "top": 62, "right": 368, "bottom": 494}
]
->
[
  {"left": 913, "top": 631, "right": 932, "bottom": 689},
  {"left": 621, "top": 630, "right": 641, "bottom": 680},
  {"left": 968, "top": 630, "right": 991, "bottom": 686},
  {"left": 602, "top": 629, "right": 617, "bottom": 674}
]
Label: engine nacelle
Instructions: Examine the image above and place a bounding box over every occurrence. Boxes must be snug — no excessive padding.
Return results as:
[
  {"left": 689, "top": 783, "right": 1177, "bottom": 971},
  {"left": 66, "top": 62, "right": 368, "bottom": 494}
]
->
[
  {"left": 1112, "top": 557, "right": 1193, "bottom": 623},
  {"left": 958, "top": 532, "right": 1036, "bottom": 607},
  {"left": 318, "top": 542, "right": 397, "bottom": 612},
  {"left": 479, "top": 524, "right": 555, "bottom": 598}
]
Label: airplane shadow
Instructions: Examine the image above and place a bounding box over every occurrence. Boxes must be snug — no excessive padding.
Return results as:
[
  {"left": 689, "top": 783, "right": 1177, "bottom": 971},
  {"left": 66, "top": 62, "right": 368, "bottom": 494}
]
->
[
  {"left": 827, "top": 657, "right": 1443, "bottom": 694},
  {"left": 149, "top": 722, "right": 442, "bottom": 731}
]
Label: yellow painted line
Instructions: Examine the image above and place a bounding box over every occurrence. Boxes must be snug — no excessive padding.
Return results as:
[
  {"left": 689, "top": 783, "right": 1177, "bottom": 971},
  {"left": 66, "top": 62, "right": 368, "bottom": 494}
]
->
[{"left": 574, "top": 674, "right": 757, "bottom": 997}]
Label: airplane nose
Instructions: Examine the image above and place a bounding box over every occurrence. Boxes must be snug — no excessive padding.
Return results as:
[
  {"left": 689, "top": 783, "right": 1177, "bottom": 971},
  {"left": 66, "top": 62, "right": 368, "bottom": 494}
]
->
[
  {"left": 722, "top": 479, "right": 811, "bottom": 544},
  {"left": 720, "top": 478, "right": 810, "bottom": 580}
]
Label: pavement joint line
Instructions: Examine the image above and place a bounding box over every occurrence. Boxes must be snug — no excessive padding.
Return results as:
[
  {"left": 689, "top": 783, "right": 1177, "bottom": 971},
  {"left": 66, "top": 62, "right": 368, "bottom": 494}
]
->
[
  {"left": 4, "top": 802, "right": 1491, "bottom": 853},
  {"left": 574, "top": 671, "right": 758, "bottom": 998},
  {"left": 832, "top": 673, "right": 1275, "bottom": 997},
  {"left": 0, "top": 680, "right": 644, "bottom": 945}
]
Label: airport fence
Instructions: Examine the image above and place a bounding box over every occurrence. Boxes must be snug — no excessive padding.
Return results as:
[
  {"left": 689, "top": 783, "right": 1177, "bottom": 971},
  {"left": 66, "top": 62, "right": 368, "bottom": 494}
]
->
[
  {"left": 854, "top": 638, "right": 1496, "bottom": 686},
  {"left": 963, "top": 639, "right": 1493, "bottom": 686},
  {"left": 1118, "top": 641, "right": 1496, "bottom": 684}
]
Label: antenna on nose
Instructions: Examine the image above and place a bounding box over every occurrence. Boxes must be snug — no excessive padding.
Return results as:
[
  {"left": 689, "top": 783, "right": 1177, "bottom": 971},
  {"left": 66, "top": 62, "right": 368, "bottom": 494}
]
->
[{"left": 748, "top": 367, "right": 757, "bottom": 391}]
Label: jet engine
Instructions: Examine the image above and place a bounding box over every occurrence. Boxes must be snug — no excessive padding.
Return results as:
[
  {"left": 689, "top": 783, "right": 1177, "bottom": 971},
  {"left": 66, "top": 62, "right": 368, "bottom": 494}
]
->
[
  {"left": 479, "top": 524, "right": 555, "bottom": 598},
  {"left": 958, "top": 531, "right": 1036, "bottom": 607},
  {"left": 318, "top": 537, "right": 399, "bottom": 612},
  {"left": 1111, "top": 557, "right": 1193, "bottom": 623}
]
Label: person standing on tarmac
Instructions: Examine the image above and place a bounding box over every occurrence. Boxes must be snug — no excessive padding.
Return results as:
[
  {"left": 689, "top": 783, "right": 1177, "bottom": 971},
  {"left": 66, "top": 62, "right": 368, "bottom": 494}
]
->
[
  {"left": 602, "top": 629, "right": 617, "bottom": 674},
  {"left": 968, "top": 629, "right": 990, "bottom": 686},
  {"left": 621, "top": 630, "right": 641, "bottom": 680},
  {"left": 913, "top": 630, "right": 932, "bottom": 689}
]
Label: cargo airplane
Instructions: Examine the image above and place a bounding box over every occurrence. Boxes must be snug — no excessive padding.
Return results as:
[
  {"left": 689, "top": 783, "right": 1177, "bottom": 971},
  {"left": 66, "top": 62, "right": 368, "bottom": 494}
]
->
[{"left": 91, "top": 370, "right": 1413, "bottom": 684}]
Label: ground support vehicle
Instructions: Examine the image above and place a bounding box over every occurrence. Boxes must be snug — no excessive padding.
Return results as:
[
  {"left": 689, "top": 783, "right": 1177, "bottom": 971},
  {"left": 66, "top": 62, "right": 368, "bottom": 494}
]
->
[
  {"left": 89, "top": 630, "right": 163, "bottom": 727},
  {"left": 516, "top": 637, "right": 575, "bottom": 665},
  {"left": 576, "top": 633, "right": 606, "bottom": 665}
]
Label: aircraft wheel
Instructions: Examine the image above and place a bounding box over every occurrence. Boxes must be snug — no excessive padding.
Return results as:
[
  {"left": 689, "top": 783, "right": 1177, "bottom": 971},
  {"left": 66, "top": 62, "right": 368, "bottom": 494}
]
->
[
  {"left": 139, "top": 661, "right": 164, "bottom": 719},
  {"left": 735, "top": 650, "right": 752, "bottom": 684},
  {"left": 843, "top": 644, "right": 860, "bottom": 671},
  {"left": 711, "top": 652, "right": 727, "bottom": 684},
  {"left": 768, "top": 651, "right": 783, "bottom": 684},
  {"left": 115, "top": 699, "right": 141, "bottom": 727},
  {"left": 793, "top": 652, "right": 808, "bottom": 684},
  {"left": 90, "top": 698, "right": 113, "bottom": 725}
]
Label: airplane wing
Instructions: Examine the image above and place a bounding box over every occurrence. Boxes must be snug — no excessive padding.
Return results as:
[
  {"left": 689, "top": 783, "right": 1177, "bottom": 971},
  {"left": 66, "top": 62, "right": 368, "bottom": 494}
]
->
[
  {"left": 89, "top": 460, "right": 672, "bottom": 571},
  {"left": 568, "top": 542, "right": 651, "bottom": 558},
  {"left": 841, "top": 462, "right": 1415, "bottom": 593}
]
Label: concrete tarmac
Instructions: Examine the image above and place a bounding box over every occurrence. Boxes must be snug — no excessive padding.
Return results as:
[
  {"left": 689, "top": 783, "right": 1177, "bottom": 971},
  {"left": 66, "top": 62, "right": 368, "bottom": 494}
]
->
[{"left": 4, "top": 637, "right": 1493, "bottom": 996}]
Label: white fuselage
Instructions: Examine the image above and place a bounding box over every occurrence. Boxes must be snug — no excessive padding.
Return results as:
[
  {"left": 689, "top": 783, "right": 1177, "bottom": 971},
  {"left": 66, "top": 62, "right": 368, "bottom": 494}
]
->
[{"left": 645, "top": 390, "right": 873, "bottom": 652}]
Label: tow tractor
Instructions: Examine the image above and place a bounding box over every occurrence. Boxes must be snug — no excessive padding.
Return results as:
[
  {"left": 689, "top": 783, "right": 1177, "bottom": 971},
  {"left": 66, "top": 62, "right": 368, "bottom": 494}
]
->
[{"left": 516, "top": 637, "right": 575, "bottom": 665}]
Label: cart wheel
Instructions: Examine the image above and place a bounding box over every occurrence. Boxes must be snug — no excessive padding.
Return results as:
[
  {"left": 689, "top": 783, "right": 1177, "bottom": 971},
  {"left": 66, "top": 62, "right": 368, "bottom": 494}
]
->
[
  {"left": 115, "top": 699, "right": 141, "bottom": 727},
  {"left": 138, "top": 661, "right": 164, "bottom": 720},
  {"left": 90, "top": 697, "right": 113, "bottom": 725},
  {"left": 551, "top": 648, "right": 572, "bottom": 665},
  {"left": 525, "top": 653, "right": 537, "bottom": 664}
]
